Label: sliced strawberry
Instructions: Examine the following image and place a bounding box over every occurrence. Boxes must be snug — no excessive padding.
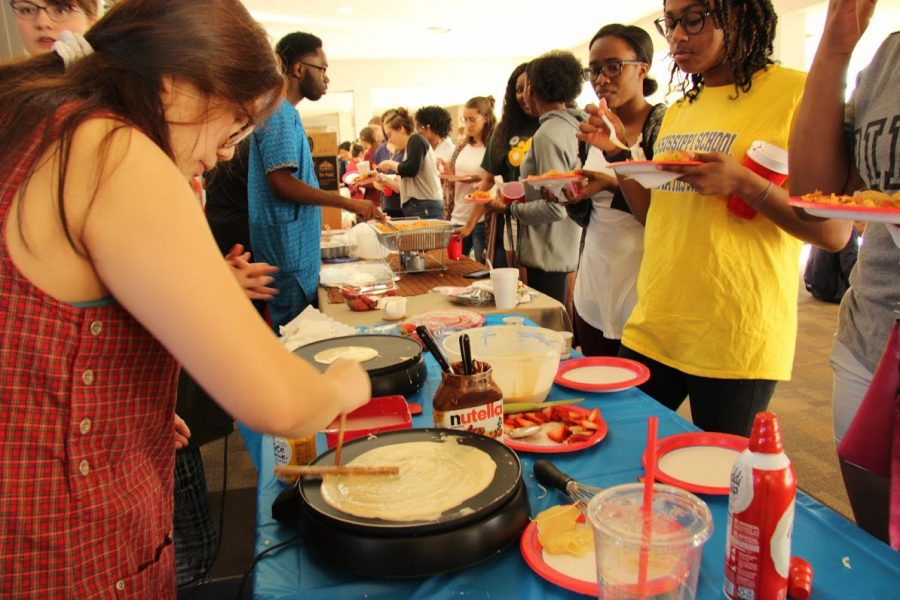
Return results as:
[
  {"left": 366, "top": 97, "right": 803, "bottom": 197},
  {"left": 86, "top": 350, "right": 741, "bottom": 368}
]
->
[
  {"left": 526, "top": 410, "right": 549, "bottom": 424},
  {"left": 579, "top": 418, "right": 599, "bottom": 431},
  {"left": 541, "top": 406, "right": 554, "bottom": 420},
  {"left": 546, "top": 424, "right": 570, "bottom": 444},
  {"left": 361, "top": 295, "right": 378, "bottom": 308},
  {"left": 503, "top": 417, "right": 520, "bottom": 430},
  {"left": 517, "top": 413, "right": 543, "bottom": 426},
  {"left": 587, "top": 408, "right": 603, "bottom": 425},
  {"left": 567, "top": 433, "right": 594, "bottom": 444},
  {"left": 514, "top": 416, "right": 536, "bottom": 429}
]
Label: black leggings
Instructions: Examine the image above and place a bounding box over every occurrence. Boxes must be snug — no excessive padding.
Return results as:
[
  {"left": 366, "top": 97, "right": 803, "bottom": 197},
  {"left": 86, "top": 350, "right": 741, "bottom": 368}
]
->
[
  {"left": 525, "top": 268, "right": 570, "bottom": 306},
  {"left": 573, "top": 306, "right": 621, "bottom": 357},
  {"left": 619, "top": 346, "right": 778, "bottom": 436}
]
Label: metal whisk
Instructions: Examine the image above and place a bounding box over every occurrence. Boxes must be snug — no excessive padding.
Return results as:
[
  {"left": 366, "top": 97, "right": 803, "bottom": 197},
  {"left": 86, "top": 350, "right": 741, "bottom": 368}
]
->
[{"left": 534, "top": 460, "right": 603, "bottom": 515}]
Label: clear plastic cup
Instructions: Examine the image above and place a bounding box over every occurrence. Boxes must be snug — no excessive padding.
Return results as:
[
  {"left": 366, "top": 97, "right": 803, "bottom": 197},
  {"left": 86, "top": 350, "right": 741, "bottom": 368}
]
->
[
  {"left": 490, "top": 268, "right": 519, "bottom": 310},
  {"left": 587, "top": 483, "right": 712, "bottom": 600}
]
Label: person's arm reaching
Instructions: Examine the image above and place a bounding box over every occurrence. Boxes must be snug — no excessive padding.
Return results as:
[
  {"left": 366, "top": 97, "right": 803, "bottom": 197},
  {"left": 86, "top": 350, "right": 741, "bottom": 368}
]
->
[
  {"left": 789, "top": 0, "right": 877, "bottom": 196},
  {"left": 396, "top": 135, "right": 428, "bottom": 178},
  {"left": 267, "top": 169, "right": 383, "bottom": 221}
]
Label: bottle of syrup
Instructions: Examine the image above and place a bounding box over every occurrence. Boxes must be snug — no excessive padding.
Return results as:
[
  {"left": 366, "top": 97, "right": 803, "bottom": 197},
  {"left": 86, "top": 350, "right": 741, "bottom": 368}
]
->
[{"left": 724, "top": 411, "right": 796, "bottom": 600}]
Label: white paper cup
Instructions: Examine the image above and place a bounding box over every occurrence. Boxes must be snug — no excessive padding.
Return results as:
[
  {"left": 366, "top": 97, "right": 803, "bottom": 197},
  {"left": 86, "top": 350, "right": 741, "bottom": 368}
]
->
[
  {"left": 490, "top": 268, "right": 519, "bottom": 310},
  {"left": 357, "top": 161, "right": 371, "bottom": 176},
  {"left": 381, "top": 296, "right": 407, "bottom": 320}
]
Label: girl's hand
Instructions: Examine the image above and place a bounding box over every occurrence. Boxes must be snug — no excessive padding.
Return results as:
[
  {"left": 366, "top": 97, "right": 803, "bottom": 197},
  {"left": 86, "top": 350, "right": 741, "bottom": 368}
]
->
[
  {"left": 378, "top": 160, "right": 399, "bottom": 173},
  {"left": 324, "top": 358, "right": 372, "bottom": 414},
  {"left": 821, "top": 0, "right": 877, "bottom": 55},
  {"left": 577, "top": 99, "right": 628, "bottom": 153},
  {"left": 664, "top": 152, "right": 756, "bottom": 198},
  {"left": 564, "top": 170, "right": 617, "bottom": 203},
  {"left": 174, "top": 413, "right": 191, "bottom": 450}
]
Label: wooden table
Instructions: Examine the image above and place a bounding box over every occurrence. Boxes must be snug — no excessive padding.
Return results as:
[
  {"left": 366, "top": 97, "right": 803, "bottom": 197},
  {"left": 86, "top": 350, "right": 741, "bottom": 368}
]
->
[{"left": 317, "top": 253, "right": 571, "bottom": 332}]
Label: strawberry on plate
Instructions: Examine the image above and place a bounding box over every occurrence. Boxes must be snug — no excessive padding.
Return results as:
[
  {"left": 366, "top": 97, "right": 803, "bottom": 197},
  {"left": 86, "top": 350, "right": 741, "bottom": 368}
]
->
[{"left": 501, "top": 404, "right": 608, "bottom": 454}]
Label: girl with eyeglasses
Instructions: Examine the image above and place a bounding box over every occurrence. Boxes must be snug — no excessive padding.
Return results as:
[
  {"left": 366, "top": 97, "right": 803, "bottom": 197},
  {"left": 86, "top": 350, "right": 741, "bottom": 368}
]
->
[
  {"left": 0, "top": 1, "right": 371, "bottom": 595},
  {"left": 581, "top": 0, "right": 852, "bottom": 436},
  {"left": 10, "top": 0, "right": 97, "bottom": 56},
  {"left": 564, "top": 24, "right": 666, "bottom": 358},
  {"left": 445, "top": 96, "right": 497, "bottom": 264}
]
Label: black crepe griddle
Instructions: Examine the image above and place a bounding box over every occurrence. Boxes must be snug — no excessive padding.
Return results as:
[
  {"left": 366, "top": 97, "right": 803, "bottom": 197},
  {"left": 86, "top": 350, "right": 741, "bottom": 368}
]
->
[
  {"left": 277, "top": 428, "right": 530, "bottom": 577},
  {"left": 299, "top": 428, "right": 522, "bottom": 535},
  {"left": 293, "top": 334, "right": 427, "bottom": 397}
]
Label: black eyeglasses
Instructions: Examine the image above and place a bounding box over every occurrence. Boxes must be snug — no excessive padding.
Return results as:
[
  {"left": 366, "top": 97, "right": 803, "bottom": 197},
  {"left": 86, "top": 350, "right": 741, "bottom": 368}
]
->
[
  {"left": 10, "top": 0, "right": 82, "bottom": 22},
  {"left": 654, "top": 10, "right": 712, "bottom": 37},
  {"left": 299, "top": 61, "right": 328, "bottom": 75},
  {"left": 221, "top": 120, "right": 255, "bottom": 150},
  {"left": 581, "top": 60, "right": 645, "bottom": 82}
]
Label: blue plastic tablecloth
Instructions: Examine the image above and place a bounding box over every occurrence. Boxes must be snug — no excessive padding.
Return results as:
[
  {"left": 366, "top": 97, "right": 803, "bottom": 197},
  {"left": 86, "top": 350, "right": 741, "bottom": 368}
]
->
[{"left": 242, "top": 315, "right": 900, "bottom": 598}]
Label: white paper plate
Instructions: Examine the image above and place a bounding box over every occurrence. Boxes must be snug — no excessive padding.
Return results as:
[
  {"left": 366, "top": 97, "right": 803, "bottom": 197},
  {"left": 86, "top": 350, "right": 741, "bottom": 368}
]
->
[{"left": 609, "top": 160, "right": 703, "bottom": 189}]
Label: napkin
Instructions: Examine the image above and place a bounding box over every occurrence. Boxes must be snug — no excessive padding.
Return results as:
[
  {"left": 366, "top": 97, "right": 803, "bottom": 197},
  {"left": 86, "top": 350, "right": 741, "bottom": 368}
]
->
[{"left": 278, "top": 306, "right": 357, "bottom": 352}]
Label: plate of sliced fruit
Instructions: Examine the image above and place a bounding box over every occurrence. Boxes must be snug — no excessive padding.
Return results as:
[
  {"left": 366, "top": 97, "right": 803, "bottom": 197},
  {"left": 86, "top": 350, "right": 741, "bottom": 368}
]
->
[{"left": 502, "top": 404, "right": 607, "bottom": 453}]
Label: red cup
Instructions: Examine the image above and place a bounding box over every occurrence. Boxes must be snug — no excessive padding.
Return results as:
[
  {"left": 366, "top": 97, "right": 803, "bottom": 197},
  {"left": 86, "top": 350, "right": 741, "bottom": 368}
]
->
[
  {"left": 447, "top": 233, "right": 463, "bottom": 261},
  {"left": 501, "top": 181, "right": 525, "bottom": 204},
  {"left": 728, "top": 141, "right": 788, "bottom": 219}
]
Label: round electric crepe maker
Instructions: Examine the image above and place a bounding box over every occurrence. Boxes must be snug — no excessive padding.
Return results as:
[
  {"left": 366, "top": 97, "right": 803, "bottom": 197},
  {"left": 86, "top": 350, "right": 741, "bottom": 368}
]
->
[
  {"left": 296, "top": 428, "right": 529, "bottom": 577},
  {"left": 293, "top": 334, "right": 427, "bottom": 398}
]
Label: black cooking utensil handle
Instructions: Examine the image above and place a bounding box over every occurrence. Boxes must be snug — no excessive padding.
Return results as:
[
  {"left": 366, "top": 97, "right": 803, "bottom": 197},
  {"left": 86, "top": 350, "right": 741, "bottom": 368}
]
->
[
  {"left": 533, "top": 460, "right": 576, "bottom": 493},
  {"left": 460, "top": 334, "right": 472, "bottom": 375},
  {"left": 416, "top": 325, "right": 453, "bottom": 374}
]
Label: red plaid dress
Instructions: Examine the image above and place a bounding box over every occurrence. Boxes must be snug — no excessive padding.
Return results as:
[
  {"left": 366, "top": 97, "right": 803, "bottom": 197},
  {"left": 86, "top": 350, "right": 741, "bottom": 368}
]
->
[{"left": 0, "top": 120, "right": 180, "bottom": 597}]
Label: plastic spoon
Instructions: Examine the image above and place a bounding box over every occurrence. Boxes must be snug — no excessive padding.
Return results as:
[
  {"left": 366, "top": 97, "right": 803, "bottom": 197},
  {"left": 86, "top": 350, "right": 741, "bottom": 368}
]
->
[
  {"left": 507, "top": 424, "right": 542, "bottom": 439},
  {"left": 598, "top": 98, "right": 629, "bottom": 152}
]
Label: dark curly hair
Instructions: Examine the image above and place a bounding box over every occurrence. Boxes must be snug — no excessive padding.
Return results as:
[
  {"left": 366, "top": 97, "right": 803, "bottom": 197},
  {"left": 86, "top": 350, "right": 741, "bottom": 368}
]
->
[
  {"left": 665, "top": 0, "right": 777, "bottom": 102},
  {"left": 526, "top": 50, "right": 583, "bottom": 106},
  {"left": 590, "top": 24, "right": 659, "bottom": 97},
  {"left": 414, "top": 105, "right": 452, "bottom": 138},
  {"left": 491, "top": 63, "right": 539, "bottom": 164},
  {"left": 275, "top": 32, "right": 323, "bottom": 75}
]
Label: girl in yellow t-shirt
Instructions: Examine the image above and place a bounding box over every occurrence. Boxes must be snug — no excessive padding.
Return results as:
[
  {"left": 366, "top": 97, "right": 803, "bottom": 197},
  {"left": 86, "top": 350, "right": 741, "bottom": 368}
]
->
[{"left": 579, "top": 0, "right": 852, "bottom": 436}]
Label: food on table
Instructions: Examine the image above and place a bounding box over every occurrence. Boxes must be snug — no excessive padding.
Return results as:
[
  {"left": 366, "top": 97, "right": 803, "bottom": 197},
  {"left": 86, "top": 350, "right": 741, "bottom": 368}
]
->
[
  {"left": 467, "top": 190, "right": 493, "bottom": 200},
  {"left": 503, "top": 405, "right": 604, "bottom": 446},
  {"left": 341, "top": 283, "right": 397, "bottom": 312},
  {"left": 371, "top": 219, "right": 447, "bottom": 233},
  {"left": 402, "top": 309, "right": 485, "bottom": 335},
  {"left": 313, "top": 346, "right": 380, "bottom": 365},
  {"left": 320, "top": 439, "right": 496, "bottom": 521},
  {"left": 801, "top": 189, "right": 900, "bottom": 208},
  {"left": 535, "top": 504, "right": 593, "bottom": 556},
  {"left": 523, "top": 169, "right": 580, "bottom": 181}
]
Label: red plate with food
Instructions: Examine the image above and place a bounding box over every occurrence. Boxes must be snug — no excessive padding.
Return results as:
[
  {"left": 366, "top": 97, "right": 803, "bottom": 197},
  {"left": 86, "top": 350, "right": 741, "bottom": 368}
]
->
[
  {"left": 642, "top": 431, "right": 749, "bottom": 495},
  {"left": 464, "top": 191, "right": 494, "bottom": 204},
  {"left": 554, "top": 357, "right": 650, "bottom": 393},
  {"left": 401, "top": 309, "right": 484, "bottom": 335},
  {"left": 502, "top": 404, "right": 607, "bottom": 454},
  {"left": 520, "top": 517, "right": 597, "bottom": 596},
  {"left": 789, "top": 191, "right": 900, "bottom": 224}
]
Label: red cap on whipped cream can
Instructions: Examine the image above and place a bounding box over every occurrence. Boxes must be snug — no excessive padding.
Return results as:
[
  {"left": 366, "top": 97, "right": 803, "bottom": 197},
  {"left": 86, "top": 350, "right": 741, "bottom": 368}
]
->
[{"left": 724, "top": 411, "right": 796, "bottom": 600}]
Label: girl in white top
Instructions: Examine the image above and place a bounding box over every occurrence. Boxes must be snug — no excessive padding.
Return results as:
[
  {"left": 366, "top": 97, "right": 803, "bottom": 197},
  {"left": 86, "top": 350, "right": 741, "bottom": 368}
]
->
[{"left": 448, "top": 96, "right": 497, "bottom": 263}]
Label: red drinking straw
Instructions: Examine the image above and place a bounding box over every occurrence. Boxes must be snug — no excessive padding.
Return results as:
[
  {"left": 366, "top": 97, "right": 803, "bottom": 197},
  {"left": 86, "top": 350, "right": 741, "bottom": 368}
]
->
[{"left": 638, "top": 416, "right": 658, "bottom": 599}]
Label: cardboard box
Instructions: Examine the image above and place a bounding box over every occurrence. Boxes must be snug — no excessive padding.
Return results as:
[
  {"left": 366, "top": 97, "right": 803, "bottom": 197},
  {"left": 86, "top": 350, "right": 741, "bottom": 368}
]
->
[
  {"left": 307, "top": 131, "right": 342, "bottom": 229},
  {"left": 308, "top": 131, "right": 338, "bottom": 158}
]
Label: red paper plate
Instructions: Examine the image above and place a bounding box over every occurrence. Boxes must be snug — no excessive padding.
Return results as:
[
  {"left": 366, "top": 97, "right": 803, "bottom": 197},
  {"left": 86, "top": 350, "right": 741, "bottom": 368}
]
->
[
  {"left": 464, "top": 194, "right": 494, "bottom": 204},
  {"left": 643, "top": 431, "right": 749, "bottom": 495},
  {"left": 402, "top": 309, "right": 484, "bottom": 335},
  {"left": 788, "top": 196, "right": 900, "bottom": 224},
  {"left": 554, "top": 357, "right": 650, "bottom": 393},
  {"left": 520, "top": 518, "right": 597, "bottom": 596},
  {"left": 502, "top": 405, "right": 607, "bottom": 454}
]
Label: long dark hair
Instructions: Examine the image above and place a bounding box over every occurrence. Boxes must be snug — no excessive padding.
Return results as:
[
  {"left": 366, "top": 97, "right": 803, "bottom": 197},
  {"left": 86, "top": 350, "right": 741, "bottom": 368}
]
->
[
  {"left": 0, "top": 0, "right": 283, "bottom": 251},
  {"left": 490, "top": 63, "right": 539, "bottom": 165},
  {"left": 590, "top": 24, "right": 659, "bottom": 98},
  {"left": 666, "top": 0, "right": 777, "bottom": 102}
]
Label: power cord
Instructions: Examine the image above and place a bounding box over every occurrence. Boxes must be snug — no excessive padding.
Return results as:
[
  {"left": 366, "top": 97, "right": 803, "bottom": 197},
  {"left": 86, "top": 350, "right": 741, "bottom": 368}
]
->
[
  {"left": 202, "top": 434, "right": 229, "bottom": 581},
  {"left": 235, "top": 533, "right": 302, "bottom": 600}
]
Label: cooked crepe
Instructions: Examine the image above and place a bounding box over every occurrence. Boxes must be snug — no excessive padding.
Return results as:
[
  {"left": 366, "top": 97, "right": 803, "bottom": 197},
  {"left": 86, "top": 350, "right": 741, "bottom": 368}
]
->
[
  {"left": 320, "top": 439, "right": 496, "bottom": 521},
  {"left": 314, "top": 345, "right": 379, "bottom": 365}
]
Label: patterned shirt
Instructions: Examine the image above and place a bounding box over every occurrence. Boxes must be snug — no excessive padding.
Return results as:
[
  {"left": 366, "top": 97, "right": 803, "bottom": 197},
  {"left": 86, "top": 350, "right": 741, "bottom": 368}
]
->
[
  {"left": 247, "top": 98, "right": 322, "bottom": 329},
  {"left": 0, "top": 120, "right": 180, "bottom": 596}
]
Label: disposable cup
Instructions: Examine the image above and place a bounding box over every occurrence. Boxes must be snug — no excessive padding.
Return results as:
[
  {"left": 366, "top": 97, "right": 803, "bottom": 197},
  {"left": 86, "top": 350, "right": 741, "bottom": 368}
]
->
[
  {"left": 381, "top": 296, "right": 407, "bottom": 320},
  {"left": 587, "top": 483, "right": 712, "bottom": 600},
  {"left": 490, "top": 268, "right": 519, "bottom": 310},
  {"left": 357, "top": 161, "right": 371, "bottom": 176},
  {"left": 501, "top": 181, "right": 525, "bottom": 204},
  {"left": 447, "top": 233, "right": 463, "bottom": 261},
  {"left": 728, "top": 141, "right": 788, "bottom": 220},
  {"left": 558, "top": 331, "right": 574, "bottom": 359}
]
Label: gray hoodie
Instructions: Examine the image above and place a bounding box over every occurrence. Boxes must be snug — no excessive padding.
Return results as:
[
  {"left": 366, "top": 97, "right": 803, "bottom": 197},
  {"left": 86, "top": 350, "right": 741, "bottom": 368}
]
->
[{"left": 511, "top": 108, "right": 585, "bottom": 272}]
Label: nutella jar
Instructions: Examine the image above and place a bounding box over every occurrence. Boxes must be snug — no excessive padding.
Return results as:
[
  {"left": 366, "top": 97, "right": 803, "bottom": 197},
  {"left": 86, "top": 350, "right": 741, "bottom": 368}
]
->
[{"left": 433, "top": 360, "right": 504, "bottom": 438}]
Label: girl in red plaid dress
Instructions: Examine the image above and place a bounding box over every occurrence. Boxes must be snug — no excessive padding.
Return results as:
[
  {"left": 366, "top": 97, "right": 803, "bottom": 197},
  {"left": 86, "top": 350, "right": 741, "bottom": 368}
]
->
[{"left": 0, "top": 1, "right": 371, "bottom": 597}]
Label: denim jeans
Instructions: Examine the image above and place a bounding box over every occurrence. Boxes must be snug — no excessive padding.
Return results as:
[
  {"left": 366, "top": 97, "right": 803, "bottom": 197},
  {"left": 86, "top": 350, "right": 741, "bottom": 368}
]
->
[
  {"left": 402, "top": 198, "right": 443, "bottom": 220},
  {"left": 462, "top": 221, "right": 487, "bottom": 264}
]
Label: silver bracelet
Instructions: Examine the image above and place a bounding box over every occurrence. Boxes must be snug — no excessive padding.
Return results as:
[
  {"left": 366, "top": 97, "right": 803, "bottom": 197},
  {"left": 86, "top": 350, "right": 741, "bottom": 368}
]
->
[{"left": 747, "top": 181, "right": 775, "bottom": 209}]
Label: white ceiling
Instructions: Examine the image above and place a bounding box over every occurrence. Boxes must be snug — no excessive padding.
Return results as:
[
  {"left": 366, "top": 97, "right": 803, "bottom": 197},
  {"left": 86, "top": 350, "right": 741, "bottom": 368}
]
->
[{"left": 243, "top": 0, "right": 664, "bottom": 60}]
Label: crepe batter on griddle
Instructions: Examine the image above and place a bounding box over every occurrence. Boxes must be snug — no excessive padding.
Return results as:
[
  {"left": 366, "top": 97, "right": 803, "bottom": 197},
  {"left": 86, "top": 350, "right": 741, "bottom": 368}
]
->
[{"left": 320, "top": 439, "right": 496, "bottom": 521}]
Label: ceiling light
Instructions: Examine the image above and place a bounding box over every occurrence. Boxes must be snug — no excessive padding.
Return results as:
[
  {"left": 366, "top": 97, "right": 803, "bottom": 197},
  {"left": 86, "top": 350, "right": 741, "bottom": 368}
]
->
[
  {"left": 425, "top": 26, "right": 452, "bottom": 34},
  {"left": 337, "top": 6, "right": 353, "bottom": 14}
]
